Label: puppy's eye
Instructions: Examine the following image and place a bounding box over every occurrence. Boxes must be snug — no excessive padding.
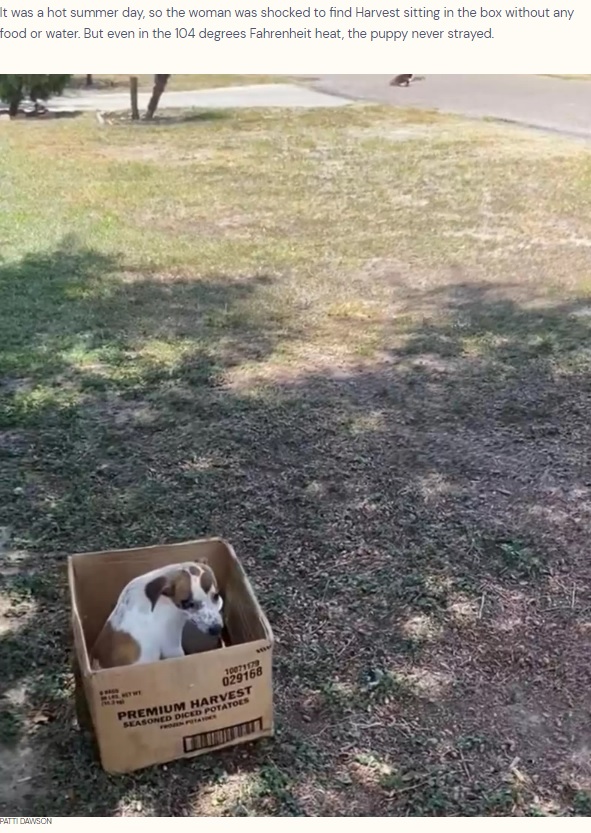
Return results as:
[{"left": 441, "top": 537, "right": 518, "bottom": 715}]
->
[
  {"left": 180, "top": 599, "right": 193, "bottom": 610},
  {"left": 212, "top": 593, "right": 220, "bottom": 603}
]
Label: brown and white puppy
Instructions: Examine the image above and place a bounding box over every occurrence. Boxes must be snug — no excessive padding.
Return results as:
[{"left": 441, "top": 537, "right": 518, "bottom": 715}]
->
[{"left": 90, "top": 561, "right": 223, "bottom": 669}]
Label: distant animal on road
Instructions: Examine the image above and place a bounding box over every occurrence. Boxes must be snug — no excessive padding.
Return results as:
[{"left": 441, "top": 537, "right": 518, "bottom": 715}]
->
[{"left": 390, "top": 75, "right": 414, "bottom": 87}]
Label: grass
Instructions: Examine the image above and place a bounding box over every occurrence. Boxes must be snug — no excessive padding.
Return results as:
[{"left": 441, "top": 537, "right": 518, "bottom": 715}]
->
[
  {"left": 1, "top": 100, "right": 591, "bottom": 816},
  {"left": 70, "top": 75, "right": 289, "bottom": 92}
]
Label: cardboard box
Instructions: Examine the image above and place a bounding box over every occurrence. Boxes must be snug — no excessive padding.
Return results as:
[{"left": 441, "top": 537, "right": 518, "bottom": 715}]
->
[{"left": 69, "top": 538, "right": 274, "bottom": 774}]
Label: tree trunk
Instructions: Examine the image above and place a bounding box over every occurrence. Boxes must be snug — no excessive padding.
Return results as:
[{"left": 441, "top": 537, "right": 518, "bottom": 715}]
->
[
  {"left": 130, "top": 76, "right": 139, "bottom": 121},
  {"left": 145, "top": 74, "right": 170, "bottom": 120},
  {"left": 8, "top": 92, "right": 21, "bottom": 118},
  {"left": 86, "top": 74, "right": 93, "bottom": 87}
]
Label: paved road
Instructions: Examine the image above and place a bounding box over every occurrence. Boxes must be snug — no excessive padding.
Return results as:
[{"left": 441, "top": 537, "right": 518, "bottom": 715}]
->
[
  {"left": 46, "top": 83, "right": 352, "bottom": 112},
  {"left": 307, "top": 75, "right": 591, "bottom": 139},
  {"left": 20, "top": 76, "right": 591, "bottom": 139}
]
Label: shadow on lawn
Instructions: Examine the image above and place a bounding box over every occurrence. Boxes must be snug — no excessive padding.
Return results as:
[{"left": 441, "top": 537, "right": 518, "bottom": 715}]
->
[
  {"left": 0, "top": 238, "right": 281, "bottom": 815},
  {"left": 2, "top": 241, "right": 591, "bottom": 814},
  {"left": 0, "top": 108, "right": 83, "bottom": 121},
  {"left": 103, "top": 110, "right": 232, "bottom": 127}
]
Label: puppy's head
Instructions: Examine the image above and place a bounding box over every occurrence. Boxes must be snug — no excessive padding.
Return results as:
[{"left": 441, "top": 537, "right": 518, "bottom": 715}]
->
[{"left": 145, "top": 561, "right": 224, "bottom": 637}]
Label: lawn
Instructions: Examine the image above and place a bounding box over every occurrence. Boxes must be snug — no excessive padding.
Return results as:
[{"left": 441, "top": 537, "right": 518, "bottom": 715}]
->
[
  {"left": 70, "top": 75, "right": 289, "bottom": 92},
  {"left": 2, "top": 102, "right": 591, "bottom": 816}
]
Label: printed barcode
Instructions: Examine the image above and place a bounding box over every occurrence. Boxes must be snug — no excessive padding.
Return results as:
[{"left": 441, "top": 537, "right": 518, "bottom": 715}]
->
[{"left": 183, "top": 717, "right": 263, "bottom": 753}]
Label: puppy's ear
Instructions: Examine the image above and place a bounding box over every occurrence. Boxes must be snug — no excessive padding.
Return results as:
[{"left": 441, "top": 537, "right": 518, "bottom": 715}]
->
[
  {"left": 145, "top": 570, "right": 192, "bottom": 609},
  {"left": 145, "top": 575, "right": 170, "bottom": 610}
]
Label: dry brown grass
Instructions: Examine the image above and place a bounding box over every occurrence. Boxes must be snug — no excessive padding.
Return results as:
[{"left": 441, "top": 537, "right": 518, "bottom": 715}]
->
[{"left": 70, "top": 74, "right": 289, "bottom": 92}]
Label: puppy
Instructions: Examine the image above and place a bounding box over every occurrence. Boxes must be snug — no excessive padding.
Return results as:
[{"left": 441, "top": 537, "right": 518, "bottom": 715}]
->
[
  {"left": 390, "top": 74, "right": 413, "bottom": 87},
  {"left": 90, "top": 561, "right": 223, "bottom": 669}
]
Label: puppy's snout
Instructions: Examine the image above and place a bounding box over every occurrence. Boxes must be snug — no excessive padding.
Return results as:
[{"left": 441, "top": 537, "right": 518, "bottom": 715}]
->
[{"left": 208, "top": 623, "right": 222, "bottom": 637}]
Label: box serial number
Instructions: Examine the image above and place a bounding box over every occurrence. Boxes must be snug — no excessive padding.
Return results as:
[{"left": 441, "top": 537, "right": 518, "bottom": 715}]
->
[
  {"left": 222, "top": 667, "right": 263, "bottom": 686},
  {"left": 224, "top": 660, "right": 260, "bottom": 675}
]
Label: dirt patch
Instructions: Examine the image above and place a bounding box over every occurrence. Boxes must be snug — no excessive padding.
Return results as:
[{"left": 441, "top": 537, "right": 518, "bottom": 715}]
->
[{"left": 0, "top": 742, "right": 40, "bottom": 813}]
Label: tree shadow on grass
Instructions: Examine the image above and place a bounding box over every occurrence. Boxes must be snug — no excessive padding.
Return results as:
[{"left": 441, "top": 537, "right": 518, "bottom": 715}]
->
[
  {"left": 2, "top": 253, "right": 591, "bottom": 814},
  {"left": 0, "top": 238, "right": 281, "bottom": 815},
  {"left": 104, "top": 109, "right": 231, "bottom": 127},
  {"left": 0, "top": 236, "right": 278, "bottom": 410},
  {"left": 0, "top": 108, "right": 83, "bottom": 120}
]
